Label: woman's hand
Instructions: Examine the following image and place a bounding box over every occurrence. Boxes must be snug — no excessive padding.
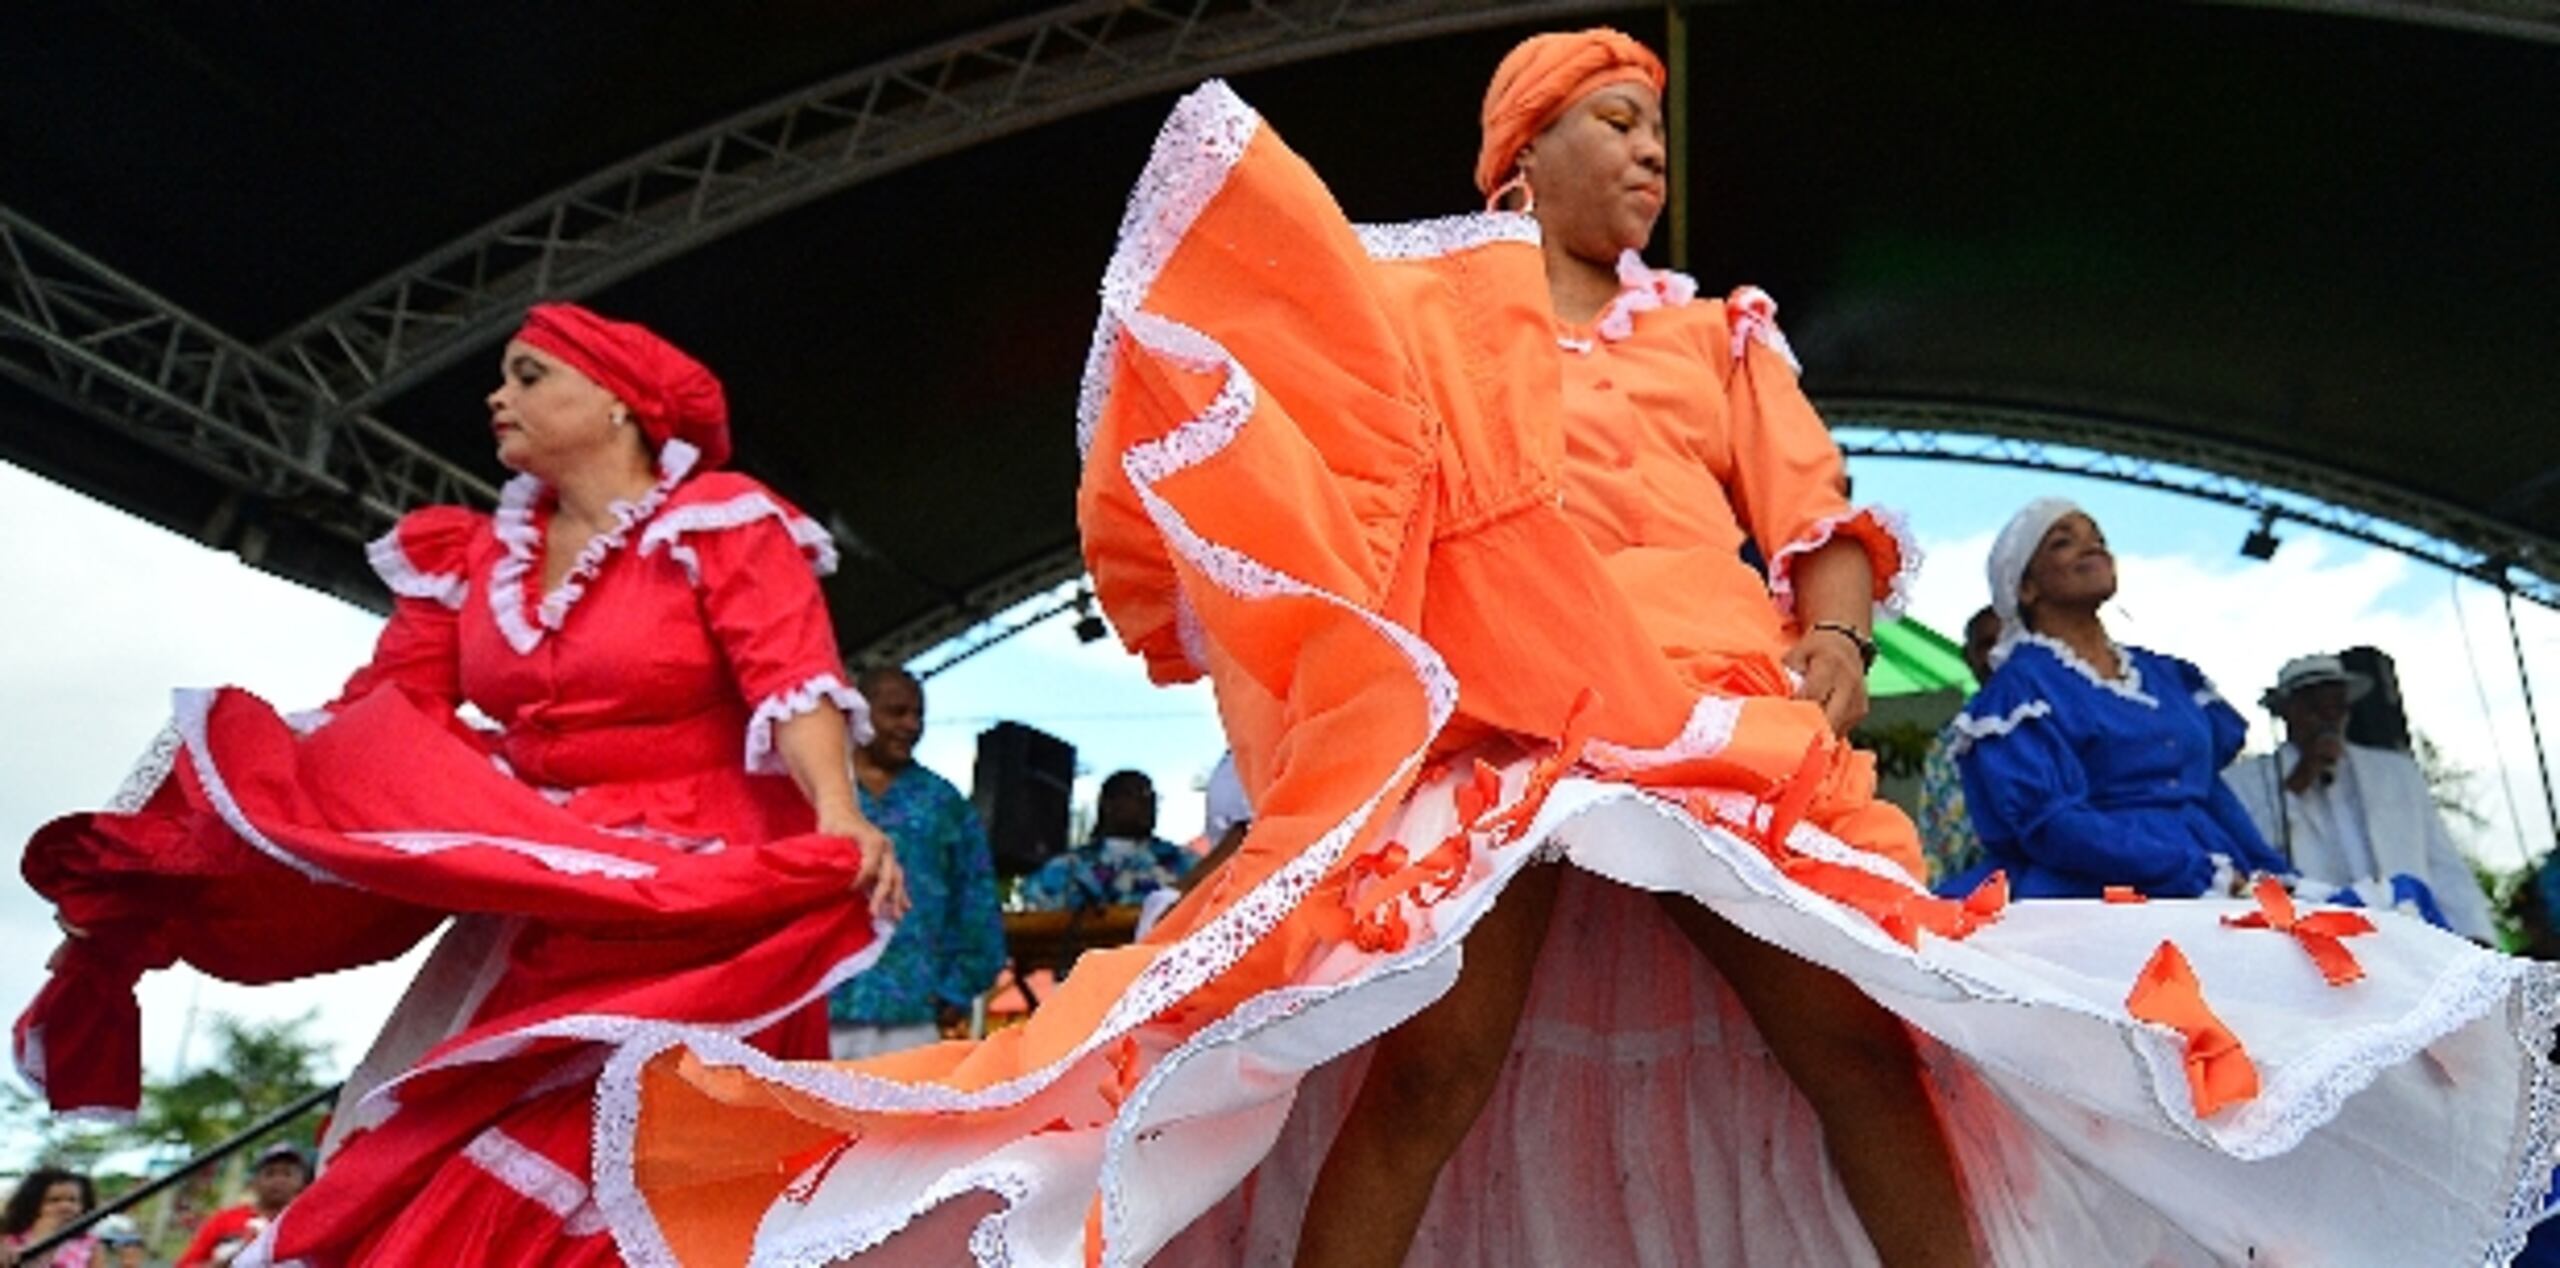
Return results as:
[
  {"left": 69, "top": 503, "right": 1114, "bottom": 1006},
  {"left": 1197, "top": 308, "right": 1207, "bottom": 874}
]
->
[
  {"left": 823, "top": 810, "right": 909, "bottom": 922},
  {"left": 1784, "top": 627, "right": 1870, "bottom": 736}
]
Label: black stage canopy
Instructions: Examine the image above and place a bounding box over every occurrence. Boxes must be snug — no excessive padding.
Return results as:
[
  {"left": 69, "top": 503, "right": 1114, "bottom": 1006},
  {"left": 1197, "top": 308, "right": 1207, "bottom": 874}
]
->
[{"left": 4, "top": 1, "right": 2553, "bottom": 659}]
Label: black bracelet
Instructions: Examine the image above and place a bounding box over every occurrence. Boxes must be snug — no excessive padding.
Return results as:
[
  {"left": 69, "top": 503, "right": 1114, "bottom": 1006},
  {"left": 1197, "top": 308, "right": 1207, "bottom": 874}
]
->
[{"left": 1808, "top": 620, "right": 1877, "bottom": 669}]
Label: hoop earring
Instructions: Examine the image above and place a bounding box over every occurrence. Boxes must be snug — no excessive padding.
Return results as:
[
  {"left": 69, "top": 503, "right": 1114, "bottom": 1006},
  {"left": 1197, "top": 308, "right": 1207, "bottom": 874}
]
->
[{"left": 1486, "top": 171, "right": 1535, "bottom": 215}]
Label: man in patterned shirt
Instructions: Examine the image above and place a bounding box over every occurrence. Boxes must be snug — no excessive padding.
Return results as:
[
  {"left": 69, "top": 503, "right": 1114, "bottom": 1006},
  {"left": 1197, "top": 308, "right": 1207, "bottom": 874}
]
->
[
  {"left": 1921, "top": 606, "right": 2002, "bottom": 891},
  {"left": 1018, "top": 769, "right": 1194, "bottom": 912},
  {"left": 826, "top": 666, "right": 1006, "bottom": 1058}
]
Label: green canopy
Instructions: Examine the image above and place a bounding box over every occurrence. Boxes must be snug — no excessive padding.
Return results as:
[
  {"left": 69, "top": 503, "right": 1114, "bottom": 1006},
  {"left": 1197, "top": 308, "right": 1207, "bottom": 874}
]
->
[{"left": 1867, "top": 617, "right": 1977, "bottom": 699}]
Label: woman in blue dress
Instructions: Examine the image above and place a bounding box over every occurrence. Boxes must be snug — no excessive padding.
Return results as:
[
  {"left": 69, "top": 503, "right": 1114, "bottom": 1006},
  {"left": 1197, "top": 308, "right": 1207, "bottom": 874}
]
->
[{"left": 1954, "top": 498, "right": 2290, "bottom": 897}]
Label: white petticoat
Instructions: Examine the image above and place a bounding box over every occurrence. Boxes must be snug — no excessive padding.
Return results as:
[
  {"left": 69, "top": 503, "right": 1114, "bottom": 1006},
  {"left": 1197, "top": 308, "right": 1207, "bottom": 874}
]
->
[{"left": 601, "top": 766, "right": 2558, "bottom": 1267}]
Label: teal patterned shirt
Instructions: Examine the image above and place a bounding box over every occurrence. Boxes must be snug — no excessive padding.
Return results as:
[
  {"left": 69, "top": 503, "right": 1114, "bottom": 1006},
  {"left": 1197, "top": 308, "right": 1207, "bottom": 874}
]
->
[
  {"left": 1919, "top": 722, "right": 1985, "bottom": 888},
  {"left": 827, "top": 763, "right": 1006, "bottom": 1026}
]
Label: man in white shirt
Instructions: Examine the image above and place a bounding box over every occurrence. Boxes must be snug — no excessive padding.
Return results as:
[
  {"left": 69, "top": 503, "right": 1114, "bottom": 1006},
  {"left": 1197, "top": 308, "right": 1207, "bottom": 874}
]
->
[{"left": 2223, "top": 654, "right": 2497, "bottom": 942}]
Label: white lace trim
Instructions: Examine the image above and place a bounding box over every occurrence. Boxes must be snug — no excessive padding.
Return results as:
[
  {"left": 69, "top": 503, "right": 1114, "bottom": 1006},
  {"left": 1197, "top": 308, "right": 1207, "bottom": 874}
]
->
[
  {"left": 365, "top": 526, "right": 467, "bottom": 611},
  {"left": 2493, "top": 967, "right": 2560, "bottom": 1263},
  {"left": 1352, "top": 211, "right": 1539, "bottom": 261},
  {"left": 1996, "top": 630, "right": 2157, "bottom": 706},
  {"left": 588, "top": 771, "right": 2556, "bottom": 1266},
  {"left": 463, "top": 1125, "right": 597, "bottom": 1223},
  {"left": 13, "top": 1023, "right": 43, "bottom": 1097},
  {"left": 1583, "top": 694, "right": 1745, "bottom": 773},
  {"left": 1075, "top": 78, "right": 1259, "bottom": 459},
  {"left": 105, "top": 722, "right": 184, "bottom": 812},
  {"left": 171, "top": 689, "right": 348, "bottom": 886},
  {"left": 1725, "top": 283, "right": 1802, "bottom": 373},
  {"left": 593, "top": 91, "right": 1467, "bottom": 1259},
  {"left": 1944, "top": 699, "right": 2056, "bottom": 759},
  {"left": 635, "top": 491, "right": 840, "bottom": 584},
  {"left": 1766, "top": 505, "right": 1923, "bottom": 621},
  {"left": 743, "top": 672, "right": 873, "bottom": 776},
  {"left": 588, "top": 928, "right": 896, "bottom": 1267},
  {"left": 1588, "top": 249, "right": 1699, "bottom": 344},
  {"left": 341, "top": 830, "right": 658, "bottom": 880},
  {"left": 486, "top": 439, "right": 700, "bottom": 655}
]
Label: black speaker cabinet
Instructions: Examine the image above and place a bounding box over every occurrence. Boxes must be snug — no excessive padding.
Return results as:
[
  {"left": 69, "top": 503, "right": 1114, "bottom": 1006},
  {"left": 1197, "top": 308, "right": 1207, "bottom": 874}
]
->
[
  {"left": 973, "top": 721, "right": 1076, "bottom": 878},
  {"left": 2340, "top": 645, "right": 2411, "bottom": 753}
]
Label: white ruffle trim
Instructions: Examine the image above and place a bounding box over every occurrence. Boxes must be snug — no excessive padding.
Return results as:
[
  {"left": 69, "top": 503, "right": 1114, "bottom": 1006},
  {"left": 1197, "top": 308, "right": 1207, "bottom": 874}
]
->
[
  {"left": 1353, "top": 212, "right": 1539, "bottom": 261},
  {"left": 1583, "top": 694, "right": 1745, "bottom": 773},
  {"left": 1725, "top": 283, "right": 1802, "bottom": 374},
  {"left": 1766, "top": 504, "right": 1923, "bottom": 620},
  {"left": 1590, "top": 249, "right": 1698, "bottom": 345},
  {"left": 1076, "top": 78, "right": 1258, "bottom": 459},
  {"left": 487, "top": 438, "right": 700, "bottom": 655},
  {"left": 365, "top": 527, "right": 468, "bottom": 610},
  {"left": 463, "top": 1126, "right": 611, "bottom": 1237},
  {"left": 105, "top": 722, "right": 184, "bottom": 813},
  {"left": 635, "top": 491, "right": 840, "bottom": 585},
  {"left": 742, "top": 673, "right": 873, "bottom": 776},
  {"left": 341, "top": 830, "right": 658, "bottom": 880},
  {"left": 1945, "top": 699, "right": 2056, "bottom": 759},
  {"left": 1997, "top": 630, "right": 2158, "bottom": 706}
]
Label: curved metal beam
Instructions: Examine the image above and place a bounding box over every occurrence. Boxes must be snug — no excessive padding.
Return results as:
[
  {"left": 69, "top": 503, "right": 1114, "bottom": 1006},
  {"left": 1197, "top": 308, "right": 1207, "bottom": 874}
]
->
[
  {"left": 259, "top": 0, "right": 1626, "bottom": 430},
  {"left": 1822, "top": 397, "right": 2558, "bottom": 607},
  {"left": 854, "top": 395, "right": 2556, "bottom": 668},
  {"left": 0, "top": 207, "right": 497, "bottom": 547}
]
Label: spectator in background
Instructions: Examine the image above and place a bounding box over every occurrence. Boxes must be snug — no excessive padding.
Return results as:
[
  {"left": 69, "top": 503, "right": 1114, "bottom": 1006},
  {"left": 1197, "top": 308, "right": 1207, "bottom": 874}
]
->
[
  {"left": 89, "top": 1217, "right": 142, "bottom": 1268},
  {"left": 1955, "top": 499, "right": 2289, "bottom": 898},
  {"left": 2224, "top": 654, "right": 2498, "bottom": 941},
  {"left": 1, "top": 1168, "right": 96, "bottom": 1268},
  {"left": 1018, "top": 770, "right": 1194, "bottom": 911},
  {"left": 174, "top": 1143, "right": 307, "bottom": 1268},
  {"left": 826, "top": 666, "right": 1006, "bottom": 1059},
  {"left": 1919, "top": 606, "right": 2001, "bottom": 890}
]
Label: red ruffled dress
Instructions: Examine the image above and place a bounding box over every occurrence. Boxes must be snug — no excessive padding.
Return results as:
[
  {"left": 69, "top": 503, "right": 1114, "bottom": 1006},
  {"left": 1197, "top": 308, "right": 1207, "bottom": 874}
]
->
[{"left": 14, "top": 437, "right": 887, "bottom": 1266}]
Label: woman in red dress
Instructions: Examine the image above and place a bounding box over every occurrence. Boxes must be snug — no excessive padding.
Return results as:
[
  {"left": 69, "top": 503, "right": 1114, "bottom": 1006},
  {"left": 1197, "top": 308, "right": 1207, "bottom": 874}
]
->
[{"left": 14, "top": 303, "right": 905, "bottom": 1266}]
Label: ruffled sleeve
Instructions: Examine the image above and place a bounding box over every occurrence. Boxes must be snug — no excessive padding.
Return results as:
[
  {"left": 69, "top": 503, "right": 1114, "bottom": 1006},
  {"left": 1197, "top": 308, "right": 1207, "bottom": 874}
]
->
[
  {"left": 640, "top": 474, "right": 866, "bottom": 774},
  {"left": 1954, "top": 658, "right": 2218, "bottom": 896},
  {"left": 327, "top": 506, "right": 483, "bottom": 717},
  {"left": 1711, "top": 287, "right": 1917, "bottom": 619}
]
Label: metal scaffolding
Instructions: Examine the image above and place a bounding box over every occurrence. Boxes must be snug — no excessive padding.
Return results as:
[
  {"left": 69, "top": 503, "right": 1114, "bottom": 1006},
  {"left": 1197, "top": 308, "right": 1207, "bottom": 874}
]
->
[
  {"left": 257, "top": 0, "right": 1624, "bottom": 439},
  {"left": 0, "top": 207, "right": 496, "bottom": 544},
  {"left": 1826, "top": 399, "right": 2558, "bottom": 608}
]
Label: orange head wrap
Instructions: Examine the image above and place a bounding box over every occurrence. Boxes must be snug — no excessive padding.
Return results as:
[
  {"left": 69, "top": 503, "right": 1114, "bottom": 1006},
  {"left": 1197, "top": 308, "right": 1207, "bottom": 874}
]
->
[
  {"left": 1475, "top": 28, "right": 1667, "bottom": 197},
  {"left": 514, "top": 302, "right": 732, "bottom": 470}
]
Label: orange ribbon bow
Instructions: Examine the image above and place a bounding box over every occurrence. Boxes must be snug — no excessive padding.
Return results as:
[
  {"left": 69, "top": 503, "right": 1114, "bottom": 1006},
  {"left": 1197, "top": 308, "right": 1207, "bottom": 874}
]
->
[
  {"left": 2222, "top": 875, "right": 2376, "bottom": 987},
  {"left": 2125, "top": 939, "right": 2260, "bottom": 1117}
]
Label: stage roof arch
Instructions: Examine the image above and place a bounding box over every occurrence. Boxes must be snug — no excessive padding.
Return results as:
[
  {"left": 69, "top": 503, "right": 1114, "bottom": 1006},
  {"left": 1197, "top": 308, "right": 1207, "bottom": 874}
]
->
[{"left": 3, "top": 1, "right": 2553, "bottom": 664}]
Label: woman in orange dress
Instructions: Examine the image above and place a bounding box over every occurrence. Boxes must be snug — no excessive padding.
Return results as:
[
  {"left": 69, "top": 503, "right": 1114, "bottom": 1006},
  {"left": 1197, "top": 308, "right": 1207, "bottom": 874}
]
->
[{"left": 590, "top": 32, "right": 2556, "bottom": 1268}]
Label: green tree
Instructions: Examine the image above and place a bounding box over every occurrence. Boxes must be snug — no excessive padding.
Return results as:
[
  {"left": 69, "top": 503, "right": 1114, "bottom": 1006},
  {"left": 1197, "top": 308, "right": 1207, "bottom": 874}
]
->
[{"left": 130, "top": 1012, "right": 333, "bottom": 1158}]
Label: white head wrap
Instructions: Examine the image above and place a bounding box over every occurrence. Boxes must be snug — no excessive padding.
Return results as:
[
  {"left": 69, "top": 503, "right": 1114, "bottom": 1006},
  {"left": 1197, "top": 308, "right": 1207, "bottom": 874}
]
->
[{"left": 1985, "top": 497, "right": 2084, "bottom": 662}]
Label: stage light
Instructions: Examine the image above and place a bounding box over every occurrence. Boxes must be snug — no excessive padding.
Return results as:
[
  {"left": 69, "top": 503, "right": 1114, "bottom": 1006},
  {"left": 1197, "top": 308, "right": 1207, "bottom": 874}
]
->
[
  {"left": 1072, "top": 590, "right": 1107, "bottom": 644},
  {"left": 2240, "top": 512, "right": 2282, "bottom": 561}
]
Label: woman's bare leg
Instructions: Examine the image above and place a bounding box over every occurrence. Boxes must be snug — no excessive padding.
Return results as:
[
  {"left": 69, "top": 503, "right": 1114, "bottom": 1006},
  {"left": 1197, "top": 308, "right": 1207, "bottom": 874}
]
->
[
  {"left": 1294, "top": 864, "right": 1563, "bottom": 1268},
  {"left": 1660, "top": 895, "right": 1979, "bottom": 1268}
]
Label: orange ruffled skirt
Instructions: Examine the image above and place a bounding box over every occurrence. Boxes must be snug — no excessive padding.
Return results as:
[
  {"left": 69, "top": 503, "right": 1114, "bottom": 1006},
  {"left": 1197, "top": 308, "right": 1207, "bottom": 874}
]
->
[{"left": 586, "top": 81, "right": 2557, "bottom": 1267}]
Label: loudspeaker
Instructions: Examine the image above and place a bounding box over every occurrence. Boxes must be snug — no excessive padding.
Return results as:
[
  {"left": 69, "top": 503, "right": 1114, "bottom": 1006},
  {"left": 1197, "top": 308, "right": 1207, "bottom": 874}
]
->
[
  {"left": 973, "top": 721, "right": 1076, "bottom": 878},
  {"left": 2340, "top": 645, "right": 2410, "bottom": 752}
]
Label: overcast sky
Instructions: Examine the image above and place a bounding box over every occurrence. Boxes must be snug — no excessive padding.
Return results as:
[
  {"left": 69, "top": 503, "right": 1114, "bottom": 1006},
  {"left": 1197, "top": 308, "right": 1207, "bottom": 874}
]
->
[{"left": 2, "top": 452, "right": 2552, "bottom": 1105}]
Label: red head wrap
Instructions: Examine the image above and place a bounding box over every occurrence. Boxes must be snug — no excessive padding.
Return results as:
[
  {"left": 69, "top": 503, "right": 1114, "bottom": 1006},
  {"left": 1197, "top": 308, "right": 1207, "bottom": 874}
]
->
[
  {"left": 513, "top": 302, "right": 732, "bottom": 470},
  {"left": 1475, "top": 28, "right": 1668, "bottom": 197}
]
